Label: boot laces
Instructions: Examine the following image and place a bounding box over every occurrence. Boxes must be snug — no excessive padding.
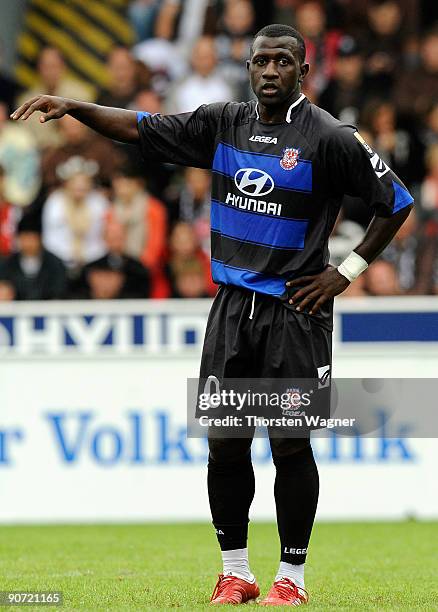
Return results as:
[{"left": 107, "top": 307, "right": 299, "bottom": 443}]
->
[
  {"left": 210, "top": 573, "right": 239, "bottom": 602},
  {"left": 272, "top": 577, "right": 306, "bottom": 601}
]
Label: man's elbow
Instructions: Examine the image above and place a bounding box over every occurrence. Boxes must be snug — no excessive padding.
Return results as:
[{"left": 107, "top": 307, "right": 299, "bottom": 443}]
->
[
  {"left": 401, "top": 202, "right": 414, "bottom": 216},
  {"left": 396, "top": 203, "right": 414, "bottom": 224}
]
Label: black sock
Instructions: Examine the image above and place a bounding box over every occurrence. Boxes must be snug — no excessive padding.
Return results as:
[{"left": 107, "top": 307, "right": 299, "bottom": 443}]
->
[
  {"left": 208, "top": 438, "right": 255, "bottom": 551},
  {"left": 272, "top": 444, "right": 319, "bottom": 565}
]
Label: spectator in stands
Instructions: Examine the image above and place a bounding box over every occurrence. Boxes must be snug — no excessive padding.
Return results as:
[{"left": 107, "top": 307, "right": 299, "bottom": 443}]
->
[
  {"left": 362, "top": 0, "right": 404, "bottom": 96},
  {"left": 365, "top": 259, "right": 401, "bottom": 295},
  {"left": 168, "top": 167, "right": 211, "bottom": 255},
  {"left": 362, "top": 99, "right": 424, "bottom": 187},
  {"left": 0, "top": 164, "right": 16, "bottom": 259},
  {"left": 4, "top": 1, "right": 437, "bottom": 300},
  {"left": 41, "top": 115, "right": 126, "bottom": 192},
  {"left": 173, "top": 259, "right": 211, "bottom": 298},
  {"left": 0, "top": 279, "right": 15, "bottom": 300},
  {"left": 319, "top": 36, "right": 367, "bottom": 124},
  {"left": 216, "top": 0, "right": 255, "bottom": 100},
  {"left": 97, "top": 47, "right": 140, "bottom": 109},
  {"left": 420, "top": 143, "right": 438, "bottom": 218},
  {"left": 79, "top": 219, "right": 150, "bottom": 299},
  {"left": 166, "top": 36, "right": 233, "bottom": 114},
  {"left": 42, "top": 156, "right": 108, "bottom": 273},
  {"left": 110, "top": 164, "right": 167, "bottom": 269},
  {"left": 295, "top": 1, "right": 341, "bottom": 100},
  {"left": 131, "top": 88, "right": 162, "bottom": 114},
  {"left": 421, "top": 102, "right": 438, "bottom": 148},
  {"left": 0, "top": 102, "right": 40, "bottom": 207},
  {"left": 16, "top": 47, "right": 93, "bottom": 149},
  {"left": 132, "top": 1, "right": 188, "bottom": 92},
  {"left": 166, "top": 221, "right": 216, "bottom": 297},
  {"left": 395, "top": 27, "right": 438, "bottom": 119},
  {"left": 109, "top": 164, "right": 167, "bottom": 296},
  {"left": 0, "top": 213, "right": 67, "bottom": 300},
  {"left": 154, "top": 0, "right": 210, "bottom": 56}
]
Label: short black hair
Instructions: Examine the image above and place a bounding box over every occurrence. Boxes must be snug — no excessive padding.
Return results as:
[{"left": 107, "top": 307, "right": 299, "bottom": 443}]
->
[
  {"left": 251, "top": 24, "right": 306, "bottom": 63},
  {"left": 17, "top": 213, "right": 42, "bottom": 235}
]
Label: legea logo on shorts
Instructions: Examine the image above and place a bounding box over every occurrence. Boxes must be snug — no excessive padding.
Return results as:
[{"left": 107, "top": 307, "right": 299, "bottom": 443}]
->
[{"left": 234, "top": 168, "right": 275, "bottom": 197}]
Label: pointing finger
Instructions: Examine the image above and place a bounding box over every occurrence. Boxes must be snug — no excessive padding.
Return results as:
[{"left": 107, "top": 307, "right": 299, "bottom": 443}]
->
[
  {"left": 10, "top": 97, "right": 40, "bottom": 120},
  {"left": 21, "top": 100, "right": 48, "bottom": 121}
]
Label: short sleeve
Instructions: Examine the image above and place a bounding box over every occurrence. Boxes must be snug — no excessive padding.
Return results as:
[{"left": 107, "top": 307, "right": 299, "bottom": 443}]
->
[
  {"left": 322, "top": 124, "right": 414, "bottom": 217},
  {"left": 136, "top": 103, "right": 226, "bottom": 169}
]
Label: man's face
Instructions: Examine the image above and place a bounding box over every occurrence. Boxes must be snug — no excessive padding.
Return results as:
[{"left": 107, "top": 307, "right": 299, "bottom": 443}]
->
[
  {"left": 192, "top": 37, "right": 217, "bottom": 77},
  {"left": 38, "top": 48, "right": 64, "bottom": 89},
  {"left": 248, "top": 36, "right": 307, "bottom": 106},
  {"left": 64, "top": 173, "right": 93, "bottom": 202},
  {"left": 88, "top": 269, "right": 124, "bottom": 299},
  {"left": 18, "top": 232, "right": 42, "bottom": 257}
]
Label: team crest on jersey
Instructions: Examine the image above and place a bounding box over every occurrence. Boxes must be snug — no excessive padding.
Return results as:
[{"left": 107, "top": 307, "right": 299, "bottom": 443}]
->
[{"left": 280, "top": 147, "right": 300, "bottom": 170}]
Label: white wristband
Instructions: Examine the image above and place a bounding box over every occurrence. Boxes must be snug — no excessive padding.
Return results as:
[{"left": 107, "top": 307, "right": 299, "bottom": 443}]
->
[{"left": 337, "top": 251, "right": 368, "bottom": 283}]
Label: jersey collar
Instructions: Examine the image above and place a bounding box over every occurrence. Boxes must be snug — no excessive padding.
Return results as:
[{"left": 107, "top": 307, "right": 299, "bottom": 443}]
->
[
  {"left": 285, "top": 94, "right": 306, "bottom": 123},
  {"left": 255, "top": 93, "right": 306, "bottom": 123}
]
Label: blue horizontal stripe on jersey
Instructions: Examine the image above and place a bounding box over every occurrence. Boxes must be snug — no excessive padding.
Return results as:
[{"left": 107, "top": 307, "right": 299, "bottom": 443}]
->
[
  {"left": 211, "top": 259, "right": 287, "bottom": 296},
  {"left": 213, "top": 142, "right": 312, "bottom": 193},
  {"left": 137, "top": 111, "right": 151, "bottom": 123},
  {"left": 392, "top": 180, "right": 414, "bottom": 213},
  {"left": 211, "top": 200, "right": 308, "bottom": 249}
]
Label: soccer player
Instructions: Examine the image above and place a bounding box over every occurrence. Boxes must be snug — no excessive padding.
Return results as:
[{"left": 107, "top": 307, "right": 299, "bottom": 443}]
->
[{"left": 12, "top": 24, "right": 413, "bottom": 606}]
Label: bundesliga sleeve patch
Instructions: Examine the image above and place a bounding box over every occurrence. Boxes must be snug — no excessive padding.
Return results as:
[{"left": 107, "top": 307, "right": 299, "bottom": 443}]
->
[{"left": 354, "top": 131, "right": 389, "bottom": 179}]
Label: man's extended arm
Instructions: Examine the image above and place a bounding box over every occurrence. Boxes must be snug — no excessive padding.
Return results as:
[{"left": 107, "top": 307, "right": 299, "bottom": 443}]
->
[{"left": 11, "top": 95, "right": 139, "bottom": 143}]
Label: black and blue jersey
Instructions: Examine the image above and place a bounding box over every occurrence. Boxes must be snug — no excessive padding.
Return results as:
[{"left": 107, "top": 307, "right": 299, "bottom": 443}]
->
[{"left": 137, "top": 95, "right": 413, "bottom": 298}]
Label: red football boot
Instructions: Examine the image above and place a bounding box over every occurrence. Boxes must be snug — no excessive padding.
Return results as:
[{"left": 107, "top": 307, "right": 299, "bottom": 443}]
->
[
  {"left": 259, "top": 577, "right": 308, "bottom": 606},
  {"left": 210, "top": 573, "right": 260, "bottom": 605}
]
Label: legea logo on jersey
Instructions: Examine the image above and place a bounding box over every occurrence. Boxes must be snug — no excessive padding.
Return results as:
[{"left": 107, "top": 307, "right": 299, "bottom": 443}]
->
[
  {"left": 234, "top": 168, "right": 275, "bottom": 197},
  {"left": 249, "top": 135, "right": 278, "bottom": 144}
]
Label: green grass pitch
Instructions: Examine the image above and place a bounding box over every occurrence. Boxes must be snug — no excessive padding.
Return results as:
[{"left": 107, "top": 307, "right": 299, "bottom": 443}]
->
[{"left": 1, "top": 522, "right": 437, "bottom": 611}]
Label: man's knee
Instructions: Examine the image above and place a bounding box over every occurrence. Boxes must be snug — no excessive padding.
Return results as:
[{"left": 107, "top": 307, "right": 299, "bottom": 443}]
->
[
  {"left": 270, "top": 437, "right": 314, "bottom": 469},
  {"left": 208, "top": 437, "right": 252, "bottom": 467}
]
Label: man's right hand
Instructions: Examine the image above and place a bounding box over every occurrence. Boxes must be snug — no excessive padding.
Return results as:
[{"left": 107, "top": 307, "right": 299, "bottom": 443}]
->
[
  {"left": 11, "top": 95, "right": 72, "bottom": 123},
  {"left": 11, "top": 96, "right": 139, "bottom": 143}
]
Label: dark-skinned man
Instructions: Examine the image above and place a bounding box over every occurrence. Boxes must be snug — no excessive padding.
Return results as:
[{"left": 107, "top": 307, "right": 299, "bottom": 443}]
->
[{"left": 12, "top": 24, "right": 413, "bottom": 606}]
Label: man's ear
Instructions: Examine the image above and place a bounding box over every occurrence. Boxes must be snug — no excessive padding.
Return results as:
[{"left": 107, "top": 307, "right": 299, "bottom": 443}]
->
[
  {"left": 300, "top": 63, "right": 310, "bottom": 81},
  {"left": 246, "top": 59, "right": 250, "bottom": 72}
]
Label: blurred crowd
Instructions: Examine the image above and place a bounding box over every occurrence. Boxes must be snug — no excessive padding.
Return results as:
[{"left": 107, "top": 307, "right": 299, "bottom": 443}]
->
[{"left": 0, "top": 0, "right": 437, "bottom": 301}]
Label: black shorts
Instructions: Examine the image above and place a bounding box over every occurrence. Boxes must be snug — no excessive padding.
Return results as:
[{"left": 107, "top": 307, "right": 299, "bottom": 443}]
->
[
  {"left": 200, "top": 284, "right": 333, "bottom": 380},
  {"left": 196, "top": 285, "right": 333, "bottom": 436}
]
